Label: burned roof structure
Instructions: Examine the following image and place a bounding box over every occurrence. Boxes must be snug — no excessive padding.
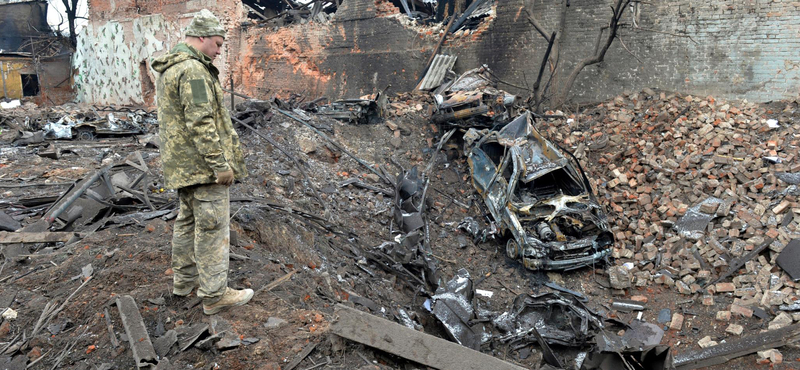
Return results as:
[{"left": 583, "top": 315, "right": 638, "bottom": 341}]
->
[
  {"left": 0, "top": 0, "right": 51, "bottom": 53},
  {"left": 0, "top": 0, "right": 73, "bottom": 103}
]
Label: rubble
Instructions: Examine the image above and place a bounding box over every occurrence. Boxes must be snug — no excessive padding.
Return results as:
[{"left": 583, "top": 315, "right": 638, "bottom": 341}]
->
[{"left": 2, "top": 84, "right": 800, "bottom": 369}]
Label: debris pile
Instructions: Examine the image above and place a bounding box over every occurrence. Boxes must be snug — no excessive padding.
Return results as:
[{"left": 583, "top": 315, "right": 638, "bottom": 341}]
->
[
  {"left": 541, "top": 92, "right": 799, "bottom": 296},
  {"left": 2, "top": 83, "right": 800, "bottom": 369}
]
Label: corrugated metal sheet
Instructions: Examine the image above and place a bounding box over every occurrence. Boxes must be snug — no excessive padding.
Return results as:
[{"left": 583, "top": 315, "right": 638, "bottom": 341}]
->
[
  {"left": 468, "top": 0, "right": 494, "bottom": 19},
  {"left": 417, "top": 54, "right": 457, "bottom": 91}
]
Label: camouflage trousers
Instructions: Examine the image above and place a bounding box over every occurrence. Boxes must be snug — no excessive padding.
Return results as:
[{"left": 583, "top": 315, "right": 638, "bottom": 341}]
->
[{"left": 172, "top": 183, "right": 229, "bottom": 304}]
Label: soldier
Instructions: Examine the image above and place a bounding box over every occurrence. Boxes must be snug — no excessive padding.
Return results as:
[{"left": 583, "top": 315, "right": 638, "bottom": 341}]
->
[{"left": 151, "top": 9, "right": 253, "bottom": 315}]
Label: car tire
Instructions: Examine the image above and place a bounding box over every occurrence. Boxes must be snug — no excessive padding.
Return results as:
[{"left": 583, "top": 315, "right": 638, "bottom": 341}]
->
[
  {"left": 75, "top": 128, "right": 95, "bottom": 141},
  {"left": 506, "top": 238, "right": 520, "bottom": 259}
]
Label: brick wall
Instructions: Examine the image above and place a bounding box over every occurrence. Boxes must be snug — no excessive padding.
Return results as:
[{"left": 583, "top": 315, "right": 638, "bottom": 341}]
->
[
  {"left": 78, "top": 0, "right": 800, "bottom": 105},
  {"left": 450, "top": 0, "right": 800, "bottom": 103},
  {"left": 237, "top": 1, "right": 438, "bottom": 100},
  {"left": 244, "top": 0, "right": 799, "bottom": 104}
]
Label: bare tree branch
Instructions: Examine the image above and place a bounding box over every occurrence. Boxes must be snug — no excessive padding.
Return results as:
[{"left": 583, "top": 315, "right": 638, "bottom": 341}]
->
[
  {"left": 616, "top": 35, "right": 643, "bottom": 64},
  {"left": 523, "top": 8, "right": 551, "bottom": 42},
  {"left": 553, "top": 0, "right": 632, "bottom": 107},
  {"left": 634, "top": 26, "right": 699, "bottom": 45}
]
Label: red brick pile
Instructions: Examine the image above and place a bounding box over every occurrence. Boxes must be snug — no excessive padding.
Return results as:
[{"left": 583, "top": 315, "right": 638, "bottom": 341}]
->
[{"left": 539, "top": 90, "right": 800, "bottom": 311}]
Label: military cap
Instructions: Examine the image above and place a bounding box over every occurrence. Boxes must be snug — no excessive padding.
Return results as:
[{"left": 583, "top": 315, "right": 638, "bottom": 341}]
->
[{"left": 185, "top": 9, "right": 226, "bottom": 39}]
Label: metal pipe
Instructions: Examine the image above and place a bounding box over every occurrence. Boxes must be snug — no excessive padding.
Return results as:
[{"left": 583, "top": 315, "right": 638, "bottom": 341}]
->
[
  {"left": 611, "top": 300, "right": 645, "bottom": 312},
  {"left": 44, "top": 166, "right": 110, "bottom": 224}
]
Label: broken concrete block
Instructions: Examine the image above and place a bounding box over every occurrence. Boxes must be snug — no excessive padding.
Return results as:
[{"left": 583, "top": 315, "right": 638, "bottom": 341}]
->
[
  {"left": 730, "top": 304, "right": 754, "bottom": 318},
  {"left": 630, "top": 295, "right": 648, "bottom": 304},
  {"left": 762, "top": 290, "right": 787, "bottom": 306},
  {"left": 699, "top": 202, "right": 720, "bottom": 214},
  {"left": 773, "top": 200, "right": 791, "bottom": 214},
  {"left": 676, "top": 281, "right": 692, "bottom": 295},
  {"left": 702, "top": 296, "right": 714, "bottom": 306},
  {"left": 715, "top": 311, "right": 731, "bottom": 321},
  {"left": 716, "top": 282, "right": 735, "bottom": 292},
  {"left": 655, "top": 274, "right": 675, "bottom": 286},
  {"left": 264, "top": 317, "right": 287, "bottom": 330},
  {"left": 757, "top": 349, "right": 783, "bottom": 364},
  {"left": 215, "top": 333, "right": 242, "bottom": 351},
  {"left": 768, "top": 312, "right": 793, "bottom": 330},
  {"left": 298, "top": 137, "right": 317, "bottom": 154},
  {"left": 725, "top": 324, "right": 744, "bottom": 335},
  {"left": 608, "top": 265, "right": 631, "bottom": 289},
  {"left": 669, "top": 313, "right": 684, "bottom": 331},
  {"left": 697, "top": 336, "right": 718, "bottom": 348}
]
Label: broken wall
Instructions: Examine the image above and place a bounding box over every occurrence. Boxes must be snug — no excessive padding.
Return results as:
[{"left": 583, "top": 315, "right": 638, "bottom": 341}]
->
[
  {"left": 506, "top": 0, "right": 800, "bottom": 103},
  {"left": 0, "top": 1, "right": 50, "bottom": 52},
  {"left": 75, "top": 0, "right": 243, "bottom": 106},
  {"left": 242, "top": 0, "right": 800, "bottom": 103},
  {"left": 38, "top": 54, "right": 74, "bottom": 105},
  {"left": 1, "top": 55, "right": 72, "bottom": 104},
  {"left": 238, "top": 0, "right": 439, "bottom": 100}
]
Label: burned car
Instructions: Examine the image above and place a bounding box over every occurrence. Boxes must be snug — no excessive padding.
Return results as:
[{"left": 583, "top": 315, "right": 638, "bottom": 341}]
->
[{"left": 466, "top": 111, "right": 613, "bottom": 270}]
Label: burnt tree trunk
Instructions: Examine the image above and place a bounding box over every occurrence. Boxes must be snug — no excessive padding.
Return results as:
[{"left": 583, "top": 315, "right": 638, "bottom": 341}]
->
[
  {"left": 551, "top": 0, "right": 632, "bottom": 108},
  {"left": 61, "top": 0, "right": 79, "bottom": 48},
  {"left": 526, "top": 0, "right": 633, "bottom": 111}
]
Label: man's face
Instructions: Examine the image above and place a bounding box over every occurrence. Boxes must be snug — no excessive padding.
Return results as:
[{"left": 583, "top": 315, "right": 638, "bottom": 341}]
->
[{"left": 198, "top": 36, "right": 224, "bottom": 61}]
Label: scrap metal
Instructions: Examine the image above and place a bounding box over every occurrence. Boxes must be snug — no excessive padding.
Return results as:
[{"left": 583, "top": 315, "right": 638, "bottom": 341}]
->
[
  {"left": 431, "top": 66, "right": 519, "bottom": 128},
  {"left": 430, "top": 268, "right": 482, "bottom": 350},
  {"left": 495, "top": 291, "right": 604, "bottom": 347},
  {"left": 673, "top": 323, "right": 800, "bottom": 369},
  {"left": 466, "top": 111, "right": 614, "bottom": 271}
]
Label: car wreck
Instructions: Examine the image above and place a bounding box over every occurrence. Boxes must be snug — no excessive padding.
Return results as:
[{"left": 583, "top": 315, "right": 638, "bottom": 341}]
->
[{"left": 465, "top": 111, "right": 614, "bottom": 270}]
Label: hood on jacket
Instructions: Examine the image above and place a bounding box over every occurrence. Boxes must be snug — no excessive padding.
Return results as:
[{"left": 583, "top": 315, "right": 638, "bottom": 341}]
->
[{"left": 151, "top": 43, "right": 218, "bottom": 77}]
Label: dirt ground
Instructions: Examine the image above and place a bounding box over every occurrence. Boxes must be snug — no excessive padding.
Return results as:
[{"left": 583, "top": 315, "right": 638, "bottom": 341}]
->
[{"left": 1, "top": 91, "right": 800, "bottom": 370}]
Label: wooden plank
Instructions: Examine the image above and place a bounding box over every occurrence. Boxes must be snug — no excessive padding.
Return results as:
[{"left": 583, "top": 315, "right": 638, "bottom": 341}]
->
[
  {"left": 331, "top": 304, "right": 526, "bottom": 370},
  {"left": 116, "top": 295, "right": 158, "bottom": 368},
  {"left": 0, "top": 231, "right": 79, "bottom": 244},
  {"left": 674, "top": 322, "right": 800, "bottom": 369},
  {"left": 284, "top": 342, "right": 317, "bottom": 370}
]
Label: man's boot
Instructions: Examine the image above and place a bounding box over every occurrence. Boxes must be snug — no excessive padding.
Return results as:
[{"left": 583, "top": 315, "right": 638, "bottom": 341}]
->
[{"left": 203, "top": 287, "right": 255, "bottom": 315}]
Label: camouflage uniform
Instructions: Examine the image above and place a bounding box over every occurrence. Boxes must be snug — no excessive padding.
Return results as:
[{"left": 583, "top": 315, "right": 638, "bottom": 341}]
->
[{"left": 151, "top": 10, "right": 246, "bottom": 304}]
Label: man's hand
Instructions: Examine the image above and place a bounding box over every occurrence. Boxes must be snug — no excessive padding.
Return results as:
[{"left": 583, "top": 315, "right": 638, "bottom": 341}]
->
[{"left": 215, "top": 170, "right": 234, "bottom": 186}]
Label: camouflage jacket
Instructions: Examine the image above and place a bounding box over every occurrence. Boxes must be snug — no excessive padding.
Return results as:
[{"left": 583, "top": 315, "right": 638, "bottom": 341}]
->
[{"left": 151, "top": 43, "right": 247, "bottom": 190}]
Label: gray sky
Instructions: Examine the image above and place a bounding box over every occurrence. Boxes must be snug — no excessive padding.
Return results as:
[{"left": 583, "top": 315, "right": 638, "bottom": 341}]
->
[{"left": 47, "top": 0, "right": 89, "bottom": 35}]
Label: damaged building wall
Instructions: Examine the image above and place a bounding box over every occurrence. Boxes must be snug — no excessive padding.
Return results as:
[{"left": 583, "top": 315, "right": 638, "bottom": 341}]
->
[
  {"left": 510, "top": 0, "right": 800, "bottom": 103},
  {"left": 0, "top": 0, "right": 74, "bottom": 105},
  {"left": 0, "top": 0, "right": 50, "bottom": 52},
  {"left": 243, "top": 0, "right": 799, "bottom": 104},
  {"left": 74, "top": 0, "right": 243, "bottom": 106},
  {"left": 439, "top": 0, "right": 800, "bottom": 103},
  {"left": 238, "top": 0, "right": 439, "bottom": 100}
]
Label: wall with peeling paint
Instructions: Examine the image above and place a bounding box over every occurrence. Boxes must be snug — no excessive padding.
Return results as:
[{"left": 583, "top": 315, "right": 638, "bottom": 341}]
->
[
  {"left": 75, "top": 0, "right": 242, "bottom": 106},
  {"left": 237, "top": 0, "right": 439, "bottom": 101},
  {"left": 241, "top": 0, "right": 800, "bottom": 104},
  {"left": 78, "top": 0, "right": 800, "bottom": 106}
]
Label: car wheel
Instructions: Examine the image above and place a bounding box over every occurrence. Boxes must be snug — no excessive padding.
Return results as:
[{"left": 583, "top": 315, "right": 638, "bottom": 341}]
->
[
  {"left": 506, "top": 238, "right": 520, "bottom": 259},
  {"left": 76, "top": 128, "right": 95, "bottom": 141}
]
